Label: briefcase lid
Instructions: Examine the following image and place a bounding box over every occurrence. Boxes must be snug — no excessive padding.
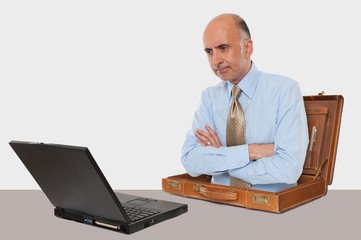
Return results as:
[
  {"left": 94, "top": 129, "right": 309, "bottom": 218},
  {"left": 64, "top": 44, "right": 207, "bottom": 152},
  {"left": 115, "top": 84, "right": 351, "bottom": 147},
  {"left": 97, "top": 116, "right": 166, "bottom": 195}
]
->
[{"left": 302, "top": 94, "right": 343, "bottom": 185}]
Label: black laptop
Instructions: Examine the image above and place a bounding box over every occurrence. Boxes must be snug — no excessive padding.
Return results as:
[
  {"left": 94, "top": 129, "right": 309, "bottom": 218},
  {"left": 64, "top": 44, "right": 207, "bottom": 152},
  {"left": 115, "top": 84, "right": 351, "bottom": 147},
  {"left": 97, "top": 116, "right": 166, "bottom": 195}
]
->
[{"left": 9, "top": 141, "right": 187, "bottom": 234}]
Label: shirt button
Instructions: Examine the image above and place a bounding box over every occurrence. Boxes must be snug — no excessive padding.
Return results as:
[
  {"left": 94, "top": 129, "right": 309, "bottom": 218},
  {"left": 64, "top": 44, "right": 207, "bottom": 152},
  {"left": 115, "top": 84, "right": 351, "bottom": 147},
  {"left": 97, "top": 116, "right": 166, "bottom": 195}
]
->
[
  {"left": 233, "top": 164, "right": 236, "bottom": 167},
  {"left": 241, "top": 162, "right": 245, "bottom": 166}
]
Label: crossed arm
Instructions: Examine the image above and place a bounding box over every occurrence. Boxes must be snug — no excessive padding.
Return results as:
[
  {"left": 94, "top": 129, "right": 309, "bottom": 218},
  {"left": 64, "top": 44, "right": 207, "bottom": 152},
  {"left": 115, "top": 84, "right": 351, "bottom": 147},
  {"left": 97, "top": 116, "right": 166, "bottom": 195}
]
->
[
  {"left": 181, "top": 83, "right": 308, "bottom": 186},
  {"left": 196, "top": 125, "right": 274, "bottom": 160}
]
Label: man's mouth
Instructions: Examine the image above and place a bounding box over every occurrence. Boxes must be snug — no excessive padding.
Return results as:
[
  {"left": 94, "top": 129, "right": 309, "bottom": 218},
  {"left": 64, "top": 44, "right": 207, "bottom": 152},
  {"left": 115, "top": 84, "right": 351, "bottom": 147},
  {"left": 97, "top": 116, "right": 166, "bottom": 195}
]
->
[{"left": 217, "top": 66, "right": 229, "bottom": 74}]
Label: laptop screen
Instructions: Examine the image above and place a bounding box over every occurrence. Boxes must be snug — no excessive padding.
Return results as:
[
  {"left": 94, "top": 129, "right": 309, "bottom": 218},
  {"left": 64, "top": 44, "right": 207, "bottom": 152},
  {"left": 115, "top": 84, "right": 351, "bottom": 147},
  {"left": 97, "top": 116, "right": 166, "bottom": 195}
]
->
[{"left": 10, "top": 141, "right": 129, "bottom": 223}]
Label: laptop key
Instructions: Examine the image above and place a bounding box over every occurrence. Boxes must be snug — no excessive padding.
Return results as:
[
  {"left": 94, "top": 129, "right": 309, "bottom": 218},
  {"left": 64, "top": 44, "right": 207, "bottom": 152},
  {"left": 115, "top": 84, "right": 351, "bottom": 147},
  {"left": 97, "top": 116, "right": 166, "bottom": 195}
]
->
[{"left": 123, "top": 206, "right": 160, "bottom": 222}]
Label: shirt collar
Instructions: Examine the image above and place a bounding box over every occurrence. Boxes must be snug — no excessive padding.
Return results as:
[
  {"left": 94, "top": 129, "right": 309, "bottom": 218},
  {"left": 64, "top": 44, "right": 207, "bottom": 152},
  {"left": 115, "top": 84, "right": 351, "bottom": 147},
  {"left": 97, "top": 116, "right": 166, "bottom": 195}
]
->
[{"left": 226, "top": 62, "right": 260, "bottom": 100}]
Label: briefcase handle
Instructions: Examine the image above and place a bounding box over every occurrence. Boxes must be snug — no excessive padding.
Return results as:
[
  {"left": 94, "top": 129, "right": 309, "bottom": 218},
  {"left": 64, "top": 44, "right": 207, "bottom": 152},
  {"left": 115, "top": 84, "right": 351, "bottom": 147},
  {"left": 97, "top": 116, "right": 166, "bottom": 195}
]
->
[{"left": 195, "top": 185, "right": 238, "bottom": 201}]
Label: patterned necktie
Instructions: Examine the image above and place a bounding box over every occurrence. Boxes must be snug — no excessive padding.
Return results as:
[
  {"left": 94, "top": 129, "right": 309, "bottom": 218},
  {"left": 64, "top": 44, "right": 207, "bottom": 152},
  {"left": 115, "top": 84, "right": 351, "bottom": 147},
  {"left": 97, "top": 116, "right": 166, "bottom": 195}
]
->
[{"left": 227, "top": 86, "right": 251, "bottom": 189}]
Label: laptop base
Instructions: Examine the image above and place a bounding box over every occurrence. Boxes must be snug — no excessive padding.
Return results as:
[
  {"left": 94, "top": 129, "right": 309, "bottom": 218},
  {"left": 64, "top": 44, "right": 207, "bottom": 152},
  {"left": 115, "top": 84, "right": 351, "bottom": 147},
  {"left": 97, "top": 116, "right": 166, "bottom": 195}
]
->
[{"left": 55, "top": 203, "right": 187, "bottom": 234}]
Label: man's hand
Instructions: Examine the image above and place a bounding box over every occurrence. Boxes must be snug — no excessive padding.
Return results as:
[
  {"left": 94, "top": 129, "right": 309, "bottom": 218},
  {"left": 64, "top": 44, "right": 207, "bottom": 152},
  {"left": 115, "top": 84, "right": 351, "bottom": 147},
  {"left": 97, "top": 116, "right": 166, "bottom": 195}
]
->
[
  {"left": 195, "top": 125, "right": 222, "bottom": 148},
  {"left": 248, "top": 144, "right": 274, "bottom": 160}
]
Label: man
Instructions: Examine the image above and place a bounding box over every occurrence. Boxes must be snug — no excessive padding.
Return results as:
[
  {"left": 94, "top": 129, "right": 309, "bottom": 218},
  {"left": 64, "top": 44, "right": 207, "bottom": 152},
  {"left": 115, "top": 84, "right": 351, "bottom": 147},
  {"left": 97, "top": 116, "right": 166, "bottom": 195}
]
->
[{"left": 181, "top": 14, "right": 309, "bottom": 192}]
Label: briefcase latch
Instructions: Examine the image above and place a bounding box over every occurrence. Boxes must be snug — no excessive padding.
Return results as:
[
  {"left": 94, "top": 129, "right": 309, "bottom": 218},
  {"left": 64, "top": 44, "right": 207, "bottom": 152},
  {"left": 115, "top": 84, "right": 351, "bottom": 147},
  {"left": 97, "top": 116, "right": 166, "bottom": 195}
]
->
[
  {"left": 253, "top": 194, "right": 270, "bottom": 206},
  {"left": 167, "top": 180, "right": 181, "bottom": 190},
  {"left": 193, "top": 185, "right": 201, "bottom": 192}
]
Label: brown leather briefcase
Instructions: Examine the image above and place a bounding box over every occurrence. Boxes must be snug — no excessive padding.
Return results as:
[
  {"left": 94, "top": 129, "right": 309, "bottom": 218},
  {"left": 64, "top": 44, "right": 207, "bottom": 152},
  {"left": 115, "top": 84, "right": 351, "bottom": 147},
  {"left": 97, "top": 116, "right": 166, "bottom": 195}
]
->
[{"left": 162, "top": 94, "right": 343, "bottom": 213}]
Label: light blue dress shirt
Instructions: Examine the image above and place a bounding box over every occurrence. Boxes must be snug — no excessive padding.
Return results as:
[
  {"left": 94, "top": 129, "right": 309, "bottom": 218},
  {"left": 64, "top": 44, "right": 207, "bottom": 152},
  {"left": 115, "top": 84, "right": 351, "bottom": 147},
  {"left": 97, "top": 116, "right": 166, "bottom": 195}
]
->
[{"left": 181, "top": 63, "right": 309, "bottom": 192}]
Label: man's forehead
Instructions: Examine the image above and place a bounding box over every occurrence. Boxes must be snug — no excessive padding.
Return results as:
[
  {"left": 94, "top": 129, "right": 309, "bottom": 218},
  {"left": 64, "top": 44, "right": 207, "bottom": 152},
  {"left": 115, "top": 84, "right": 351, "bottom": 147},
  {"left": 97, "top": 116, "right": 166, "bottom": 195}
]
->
[{"left": 203, "top": 19, "right": 239, "bottom": 47}]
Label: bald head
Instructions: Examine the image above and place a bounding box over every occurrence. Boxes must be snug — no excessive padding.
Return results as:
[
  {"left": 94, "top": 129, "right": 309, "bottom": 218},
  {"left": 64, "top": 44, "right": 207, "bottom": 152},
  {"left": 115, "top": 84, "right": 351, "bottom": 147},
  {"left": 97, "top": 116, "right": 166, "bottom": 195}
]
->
[{"left": 204, "top": 14, "right": 251, "bottom": 42}]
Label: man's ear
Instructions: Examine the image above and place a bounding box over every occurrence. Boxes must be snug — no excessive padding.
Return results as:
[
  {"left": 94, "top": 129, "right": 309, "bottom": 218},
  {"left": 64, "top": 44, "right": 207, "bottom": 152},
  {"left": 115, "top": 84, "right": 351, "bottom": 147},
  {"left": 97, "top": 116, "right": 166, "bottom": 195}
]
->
[{"left": 245, "top": 39, "right": 253, "bottom": 58}]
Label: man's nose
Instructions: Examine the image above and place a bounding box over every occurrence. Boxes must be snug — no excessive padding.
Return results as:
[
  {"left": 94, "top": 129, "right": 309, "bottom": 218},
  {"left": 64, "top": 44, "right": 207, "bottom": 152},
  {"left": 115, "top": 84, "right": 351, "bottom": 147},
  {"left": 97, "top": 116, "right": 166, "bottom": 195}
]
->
[{"left": 212, "top": 52, "right": 223, "bottom": 67}]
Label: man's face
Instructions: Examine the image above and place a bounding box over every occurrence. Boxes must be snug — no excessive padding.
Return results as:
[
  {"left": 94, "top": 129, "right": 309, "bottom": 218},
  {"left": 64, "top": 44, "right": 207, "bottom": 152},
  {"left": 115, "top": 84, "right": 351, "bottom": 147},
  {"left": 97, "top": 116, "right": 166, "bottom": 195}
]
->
[{"left": 203, "top": 17, "right": 252, "bottom": 85}]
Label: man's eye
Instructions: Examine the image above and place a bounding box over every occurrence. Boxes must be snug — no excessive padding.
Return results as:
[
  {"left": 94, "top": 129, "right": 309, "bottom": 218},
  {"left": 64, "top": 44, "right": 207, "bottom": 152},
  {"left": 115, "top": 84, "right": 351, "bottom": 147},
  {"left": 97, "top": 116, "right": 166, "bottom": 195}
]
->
[
  {"left": 206, "top": 50, "right": 213, "bottom": 55},
  {"left": 221, "top": 46, "right": 227, "bottom": 50}
]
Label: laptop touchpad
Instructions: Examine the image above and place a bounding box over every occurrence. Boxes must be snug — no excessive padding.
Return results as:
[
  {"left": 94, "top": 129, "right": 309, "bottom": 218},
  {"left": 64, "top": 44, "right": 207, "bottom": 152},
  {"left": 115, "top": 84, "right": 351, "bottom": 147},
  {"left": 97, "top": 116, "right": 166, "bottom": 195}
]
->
[{"left": 127, "top": 198, "right": 155, "bottom": 206}]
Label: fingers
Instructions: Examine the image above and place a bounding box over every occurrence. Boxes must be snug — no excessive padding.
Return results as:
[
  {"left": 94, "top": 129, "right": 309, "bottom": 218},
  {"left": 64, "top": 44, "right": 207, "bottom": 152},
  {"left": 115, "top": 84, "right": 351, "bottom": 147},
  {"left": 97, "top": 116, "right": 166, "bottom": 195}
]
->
[
  {"left": 195, "top": 129, "right": 211, "bottom": 146},
  {"left": 259, "top": 144, "right": 274, "bottom": 157},
  {"left": 197, "top": 139, "right": 207, "bottom": 147},
  {"left": 248, "top": 144, "right": 275, "bottom": 160},
  {"left": 196, "top": 126, "right": 222, "bottom": 148},
  {"left": 264, "top": 144, "right": 275, "bottom": 156},
  {"left": 205, "top": 125, "right": 222, "bottom": 147}
]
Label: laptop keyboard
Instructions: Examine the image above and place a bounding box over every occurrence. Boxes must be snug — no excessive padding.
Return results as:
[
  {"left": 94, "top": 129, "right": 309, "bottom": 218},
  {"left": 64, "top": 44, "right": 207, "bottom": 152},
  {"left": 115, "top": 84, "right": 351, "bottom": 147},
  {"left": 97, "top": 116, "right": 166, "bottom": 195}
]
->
[{"left": 123, "top": 206, "right": 160, "bottom": 222}]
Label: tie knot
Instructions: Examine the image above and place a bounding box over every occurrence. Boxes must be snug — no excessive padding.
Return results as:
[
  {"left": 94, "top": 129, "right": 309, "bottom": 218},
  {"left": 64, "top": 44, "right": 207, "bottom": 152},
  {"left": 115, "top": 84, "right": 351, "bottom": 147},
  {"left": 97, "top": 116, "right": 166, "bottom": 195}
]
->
[{"left": 232, "top": 86, "right": 242, "bottom": 101}]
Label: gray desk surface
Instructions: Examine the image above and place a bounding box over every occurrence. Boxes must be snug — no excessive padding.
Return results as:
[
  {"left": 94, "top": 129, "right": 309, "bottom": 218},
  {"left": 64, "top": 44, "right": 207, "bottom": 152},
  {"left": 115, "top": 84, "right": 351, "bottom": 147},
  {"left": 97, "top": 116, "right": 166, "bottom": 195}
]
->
[{"left": 1, "top": 190, "right": 359, "bottom": 239}]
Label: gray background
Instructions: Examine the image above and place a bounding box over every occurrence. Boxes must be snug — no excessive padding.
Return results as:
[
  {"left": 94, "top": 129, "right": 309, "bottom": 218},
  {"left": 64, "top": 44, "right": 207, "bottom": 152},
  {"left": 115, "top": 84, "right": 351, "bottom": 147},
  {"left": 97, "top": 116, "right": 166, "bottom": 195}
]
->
[{"left": 1, "top": 0, "right": 359, "bottom": 189}]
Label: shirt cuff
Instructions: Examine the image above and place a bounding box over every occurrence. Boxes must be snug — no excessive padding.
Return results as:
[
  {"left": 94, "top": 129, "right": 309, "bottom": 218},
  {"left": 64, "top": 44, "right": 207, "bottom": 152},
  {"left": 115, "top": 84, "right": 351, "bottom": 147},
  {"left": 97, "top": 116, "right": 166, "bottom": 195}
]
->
[{"left": 221, "top": 144, "right": 250, "bottom": 170}]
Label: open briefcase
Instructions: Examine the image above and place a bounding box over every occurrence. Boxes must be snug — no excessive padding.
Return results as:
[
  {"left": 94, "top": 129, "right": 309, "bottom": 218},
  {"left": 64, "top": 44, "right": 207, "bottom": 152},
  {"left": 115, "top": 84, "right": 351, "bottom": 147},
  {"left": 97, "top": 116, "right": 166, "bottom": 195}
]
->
[{"left": 162, "top": 94, "right": 343, "bottom": 213}]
